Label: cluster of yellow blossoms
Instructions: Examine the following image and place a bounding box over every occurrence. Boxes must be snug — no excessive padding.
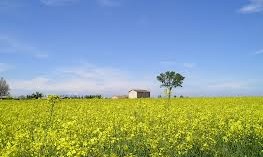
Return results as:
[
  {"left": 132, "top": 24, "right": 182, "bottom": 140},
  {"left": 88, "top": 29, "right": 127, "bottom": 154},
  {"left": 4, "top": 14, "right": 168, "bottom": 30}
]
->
[{"left": 0, "top": 97, "right": 262, "bottom": 156}]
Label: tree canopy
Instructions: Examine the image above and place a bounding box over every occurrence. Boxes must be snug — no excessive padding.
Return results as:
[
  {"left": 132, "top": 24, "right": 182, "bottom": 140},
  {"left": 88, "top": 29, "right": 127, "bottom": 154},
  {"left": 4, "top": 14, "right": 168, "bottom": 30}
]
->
[{"left": 157, "top": 71, "right": 185, "bottom": 99}]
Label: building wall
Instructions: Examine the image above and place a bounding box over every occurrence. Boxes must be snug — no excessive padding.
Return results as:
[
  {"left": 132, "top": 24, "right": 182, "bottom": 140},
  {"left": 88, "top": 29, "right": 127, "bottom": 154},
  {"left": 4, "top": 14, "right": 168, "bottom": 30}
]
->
[
  {"left": 137, "top": 92, "right": 150, "bottom": 98},
  {"left": 129, "top": 91, "right": 150, "bottom": 99},
  {"left": 128, "top": 91, "right": 138, "bottom": 99}
]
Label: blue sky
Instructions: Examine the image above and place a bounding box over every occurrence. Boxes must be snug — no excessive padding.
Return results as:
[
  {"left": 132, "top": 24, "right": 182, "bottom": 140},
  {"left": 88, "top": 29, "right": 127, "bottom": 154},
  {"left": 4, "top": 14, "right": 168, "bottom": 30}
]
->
[{"left": 1, "top": 0, "right": 263, "bottom": 97}]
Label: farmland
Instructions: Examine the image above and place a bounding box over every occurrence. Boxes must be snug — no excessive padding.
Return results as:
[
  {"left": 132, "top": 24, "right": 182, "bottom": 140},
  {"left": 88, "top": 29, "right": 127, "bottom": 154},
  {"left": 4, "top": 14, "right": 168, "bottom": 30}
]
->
[{"left": 0, "top": 97, "right": 262, "bottom": 156}]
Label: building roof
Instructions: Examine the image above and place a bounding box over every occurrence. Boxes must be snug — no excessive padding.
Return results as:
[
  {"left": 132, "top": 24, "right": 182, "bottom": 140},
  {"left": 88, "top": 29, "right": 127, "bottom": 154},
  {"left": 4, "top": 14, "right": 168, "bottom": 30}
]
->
[{"left": 129, "top": 89, "right": 150, "bottom": 93}]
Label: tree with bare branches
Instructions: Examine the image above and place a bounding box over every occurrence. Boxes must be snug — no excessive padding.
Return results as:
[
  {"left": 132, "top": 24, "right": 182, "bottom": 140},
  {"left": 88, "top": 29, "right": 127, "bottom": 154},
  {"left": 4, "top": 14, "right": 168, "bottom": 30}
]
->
[{"left": 0, "top": 77, "right": 10, "bottom": 98}]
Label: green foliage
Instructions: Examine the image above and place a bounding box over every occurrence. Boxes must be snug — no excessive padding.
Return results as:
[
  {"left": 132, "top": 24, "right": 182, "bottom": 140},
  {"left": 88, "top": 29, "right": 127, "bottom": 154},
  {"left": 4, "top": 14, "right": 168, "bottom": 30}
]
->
[
  {"left": 60, "top": 95, "right": 102, "bottom": 99},
  {"left": 84, "top": 95, "right": 102, "bottom": 99},
  {"left": 157, "top": 71, "right": 185, "bottom": 99},
  {"left": 27, "top": 92, "right": 44, "bottom": 99},
  {"left": 0, "top": 97, "right": 262, "bottom": 156},
  {"left": 47, "top": 95, "right": 61, "bottom": 105}
]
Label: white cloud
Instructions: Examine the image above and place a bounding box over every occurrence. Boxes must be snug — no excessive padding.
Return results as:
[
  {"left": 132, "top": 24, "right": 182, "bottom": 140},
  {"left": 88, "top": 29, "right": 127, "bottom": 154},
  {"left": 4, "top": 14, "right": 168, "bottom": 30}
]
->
[
  {"left": 208, "top": 82, "right": 247, "bottom": 89},
  {"left": 160, "top": 61, "right": 177, "bottom": 66},
  {"left": 40, "top": 0, "right": 123, "bottom": 7},
  {"left": 40, "top": 0, "right": 79, "bottom": 6},
  {"left": 0, "top": 63, "right": 12, "bottom": 73},
  {"left": 160, "top": 61, "right": 196, "bottom": 69},
  {"left": 10, "top": 64, "right": 157, "bottom": 96},
  {"left": 8, "top": 62, "right": 263, "bottom": 97},
  {"left": 239, "top": 0, "right": 263, "bottom": 14},
  {"left": 34, "top": 53, "right": 49, "bottom": 59},
  {"left": 183, "top": 63, "right": 196, "bottom": 68},
  {"left": 255, "top": 49, "right": 263, "bottom": 54},
  {"left": 0, "top": 36, "right": 48, "bottom": 59}
]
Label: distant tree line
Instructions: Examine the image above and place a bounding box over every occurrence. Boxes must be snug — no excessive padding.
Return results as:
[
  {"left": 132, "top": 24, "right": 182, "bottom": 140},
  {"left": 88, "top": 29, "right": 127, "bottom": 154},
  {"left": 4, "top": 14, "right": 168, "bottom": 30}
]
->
[
  {"left": 26, "top": 92, "right": 44, "bottom": 99},
  {"left": 158, "top": 95, "right": 185, "bottom": 98},
  {"left": 60, "top": 95, "right": 102, "bottom": 99},
  {"left": 3, "top": 92, "right": 103, "bottom": 100}
]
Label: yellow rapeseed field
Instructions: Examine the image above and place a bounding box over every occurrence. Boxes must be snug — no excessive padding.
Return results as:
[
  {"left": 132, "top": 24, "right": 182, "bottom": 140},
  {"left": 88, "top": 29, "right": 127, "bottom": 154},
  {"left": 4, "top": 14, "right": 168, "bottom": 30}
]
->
[{"left": 0, "top": 97, "right": 262, "bottom": 156}]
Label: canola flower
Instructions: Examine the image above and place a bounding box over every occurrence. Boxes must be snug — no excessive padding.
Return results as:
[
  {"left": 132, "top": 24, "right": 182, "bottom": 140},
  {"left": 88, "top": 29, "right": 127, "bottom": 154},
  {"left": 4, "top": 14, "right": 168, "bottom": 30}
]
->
[{"left": 0, "top": 97, "right": 262, "bottom": 156}]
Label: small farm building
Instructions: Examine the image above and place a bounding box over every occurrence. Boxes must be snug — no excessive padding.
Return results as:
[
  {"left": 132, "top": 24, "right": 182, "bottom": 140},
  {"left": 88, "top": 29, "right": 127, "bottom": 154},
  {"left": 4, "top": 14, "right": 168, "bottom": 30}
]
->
[{"left": 128, "top": 89, "right": 150, "bottom": 99}]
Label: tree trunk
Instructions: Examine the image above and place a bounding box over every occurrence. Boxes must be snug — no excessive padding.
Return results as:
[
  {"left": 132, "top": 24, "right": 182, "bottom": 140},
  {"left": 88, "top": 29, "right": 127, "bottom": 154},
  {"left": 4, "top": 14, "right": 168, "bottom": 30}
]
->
[{"left": 168, "top": 87, "right": 172, "bottom": 99}]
